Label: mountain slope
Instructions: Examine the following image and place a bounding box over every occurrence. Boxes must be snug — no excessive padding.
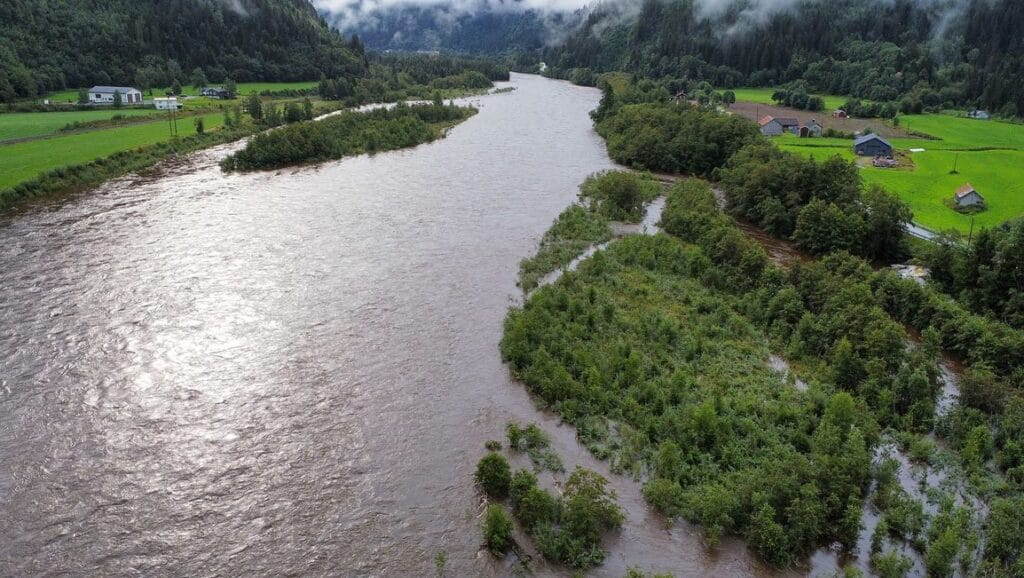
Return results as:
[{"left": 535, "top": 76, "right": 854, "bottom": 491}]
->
[
  {"left": 0, "top": 0, "right": 365, "bottom": 101},
  {"left": 544, "top": 0, "right": 1024, "bottom": 114}
]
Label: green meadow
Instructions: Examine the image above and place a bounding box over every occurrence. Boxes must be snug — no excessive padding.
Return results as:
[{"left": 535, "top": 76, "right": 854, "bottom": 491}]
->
[
  {"left": 0, "top": 112, "right": 226, "bottom": 190},
  {"left": 726, "top": 87, "right": 848, "bottom": 111},
  {"left": 776, "top": 114, "right": 1024, "bottom": 233},
  {"left": 0, "top": 109, "right": 162, "bottom": 142}
]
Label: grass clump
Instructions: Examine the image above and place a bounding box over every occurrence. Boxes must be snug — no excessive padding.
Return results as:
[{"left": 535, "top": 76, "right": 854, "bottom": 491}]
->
[
  {"left": 506, "top": 422, "right": 564, "bottom": 472},
  {"left": 482, "top": 504, "right": 515, "bottom": 555}
]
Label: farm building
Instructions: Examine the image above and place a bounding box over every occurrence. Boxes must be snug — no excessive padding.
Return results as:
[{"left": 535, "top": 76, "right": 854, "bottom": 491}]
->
[
  {"left": 799, "top": 120, "right": 823, "bottom": 138},
  {"left": 201, "top": 87, "right": 229, "bottom": 98},
  {"left": 968, "top": 110, "right": 990, "bottom": 120},
  {"left": 759, "top": 116, "right": 784, "bottom": 136},
  {"left": 88, "top": 86, "right": 142, "bottom": 105},
  {"left": 776, "top": 117, "right": 800, "bottom": 134},
  {"left": 154, "top": 97, "right": 181, "bottom": 110},
  {"left": 854, "top": 134, "right": 893, "bottom": 157},
  {"left": 955, "top": 184, "right": 985, "bottom": 209},
  {"left": 833, "top": 109, "right": 848, "bottom": 119}
]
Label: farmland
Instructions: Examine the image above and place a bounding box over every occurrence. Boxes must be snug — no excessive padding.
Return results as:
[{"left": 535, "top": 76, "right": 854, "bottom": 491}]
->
[
  {"left": 724, "top": 87, "right": 848, "bottom": 111},
  {"left": 775, "top": 114, "right": 1024, "bottom": 233},
  {"left": 0, "top": 109, "right": 163, "bottom": 142},
  {"left": 0, "top": 112, "right": 226, "bottom": 191},
  {"left": 44, "top": 81, "right": 318, "bottom": 104}
]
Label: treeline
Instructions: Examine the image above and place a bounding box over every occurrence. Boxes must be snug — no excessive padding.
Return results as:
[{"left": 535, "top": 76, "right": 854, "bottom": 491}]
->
[
  {"left": 0, "top": 0, "right": 365, "bottom": 102},
  {"left": 719, "top": 143, "right": 912, "bottom": 262},
  {"left": 593, "top": 83, "right": 912, "bottom": 263},
  {"left": 317, "top": 54, "right": 509, "bottom": 105},
  {"left": 593, "top": 102, "right": 760, "bottom": 178},
  {"left": 925, "top": 222, "right": 1024, "bottom": 330},
  {"left": 220, "top": 102, "right": 475, "bottom": 172},
  {"left": 541, "top": 0, "right": 1024, "bottom": 118}
]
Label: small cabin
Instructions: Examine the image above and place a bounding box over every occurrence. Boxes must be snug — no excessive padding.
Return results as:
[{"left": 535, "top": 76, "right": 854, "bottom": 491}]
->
[
  {"left": 854, "top": 134, "right": 893, "bottom": 157},
  {"left": 833, "top": 109, "right": 848, "bottom": 119},
  {"left": 759, "top": 116, "right": 784, "bottom": 137},
  {"left": 968, "top": 110, "right": 990, "bottom": 120},
  {"left": 955, "top": 184, "right": 985, "bottom": 209},
  {"left": 88, "top": 86, "right": 142, "bottom": 105}
]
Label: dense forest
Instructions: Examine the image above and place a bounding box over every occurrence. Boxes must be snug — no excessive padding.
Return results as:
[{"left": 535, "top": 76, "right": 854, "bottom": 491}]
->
[
  {"left": 331, "top": 2, "right": 571, "bottom": 54},
  {"left": 0, "top": 0, "right": 366, "bottom": 102},
  {"left": 543, "top": 0, "right": 1024, "bottom": 116}
]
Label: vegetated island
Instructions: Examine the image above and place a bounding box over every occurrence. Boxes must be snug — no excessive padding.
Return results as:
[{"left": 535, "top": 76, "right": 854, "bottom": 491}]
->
[
  {"left": 500, "top": 77, "right": 1024, "bottom": 575},
  {"left": 220, "top": 100, "right": 476, "bottom": 172}
]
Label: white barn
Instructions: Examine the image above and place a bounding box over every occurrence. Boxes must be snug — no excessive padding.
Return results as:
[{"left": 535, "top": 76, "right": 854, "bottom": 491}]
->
[{"left": 88, "top": 86, "right": 143, "bottom": 105}]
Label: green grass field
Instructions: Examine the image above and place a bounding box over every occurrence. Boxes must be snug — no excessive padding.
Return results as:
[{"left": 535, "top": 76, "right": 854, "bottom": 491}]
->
[
  {"left": 0, "top": 109, "right": 162, "bottom": 141},
  {"left": 777, "top": 114, "right": 1024, "bottom": 232},
  {"left": 45, "top": 81, "right": 318, "bottom": 103},
  {"left": 725, "top": 87, "right": 848, "bottom": 111},
  {"left": 0, "top": 113, "right": 227, "bottom": 190}
]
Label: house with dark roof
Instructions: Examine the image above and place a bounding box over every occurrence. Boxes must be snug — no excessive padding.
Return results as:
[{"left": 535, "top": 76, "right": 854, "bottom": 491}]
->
[
  {"left": 955, "top": 184, "right": 985, "bottom": 209},
  {"left": 775, "top": 117, "right": 800, "bottom": 134},
  {"left": 88, "top": 86, "right": 142, "bottom": 105},
  {"left": 854, "top": 134, "right": 893, "bottom": 157}
]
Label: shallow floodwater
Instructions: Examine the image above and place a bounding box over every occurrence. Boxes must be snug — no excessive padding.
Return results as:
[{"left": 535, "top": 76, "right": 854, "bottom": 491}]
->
[{"left": 2, "top": 74, "right": 793, "bottom": 576}]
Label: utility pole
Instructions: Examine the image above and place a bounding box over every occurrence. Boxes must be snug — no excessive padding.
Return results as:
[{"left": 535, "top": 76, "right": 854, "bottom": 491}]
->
[
  {"left": 968, "top": 215, "right": 975, "bottom": 246},
  {"left": 952, "top": 152, "right": 959, "bottom": 174}
]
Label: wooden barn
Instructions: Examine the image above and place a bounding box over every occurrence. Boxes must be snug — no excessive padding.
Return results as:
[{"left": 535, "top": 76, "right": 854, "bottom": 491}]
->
[
  {"left": 854, "top": 134, "right": 893, "bottom": 157},
  {"left": 955, "top": 184, "right": 985, "bottom": 209}
]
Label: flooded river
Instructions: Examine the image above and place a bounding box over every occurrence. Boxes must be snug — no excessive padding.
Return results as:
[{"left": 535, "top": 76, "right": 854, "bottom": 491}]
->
[{"left": 0, "top": 74, "right": 790, "bottom": 576}]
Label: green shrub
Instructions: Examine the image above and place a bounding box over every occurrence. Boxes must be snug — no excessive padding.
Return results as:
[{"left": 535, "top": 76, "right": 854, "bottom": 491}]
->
[
  {"left": 475, "top": 453, "right": 512, "bottom": 499},
  {"left": 515, "top": 487, "right": 560, "bottom": 532},
  {"left": 641, "top": 478, "right": 685, "bottom": 518},
  {"left": 509, "top": 469, "right": 538, "bottom": 507},
  {"left": 482, "top": 505, "right": 515, "bottom": 554}
]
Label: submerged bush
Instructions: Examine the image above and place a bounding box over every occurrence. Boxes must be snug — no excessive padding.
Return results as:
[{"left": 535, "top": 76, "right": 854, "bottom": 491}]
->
[
  {"left": 475, "top": 453, "right": 512, "bottom": 499},
  {"left": 482, "top": 504, "right": 515, "bottom": 554}
]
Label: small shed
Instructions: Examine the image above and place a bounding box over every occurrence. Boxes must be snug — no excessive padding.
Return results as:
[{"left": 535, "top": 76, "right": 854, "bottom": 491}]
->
[
  {"left": 759, "top": 116, "right": 784, "bottom": 137},
  {"left": 955, "top": 184, "right": 985, "bottom": 209},
  {"left": 800, "top": 119, "right": 823, "bottom": 138},
  {"left": 201, "top": 87, "right": 228, "bottom": 99},
  {"left": 833, "top": 109, "right": 848, "bottom": 119},
  {"left": 154, "top": 97, "right": 181, "bottom": 110},
  {"left": 854, "top": 134, "right": 893, "bottom": 157},
  {"left": 968, "top": 110, "right": 990, "bottom": 120}
]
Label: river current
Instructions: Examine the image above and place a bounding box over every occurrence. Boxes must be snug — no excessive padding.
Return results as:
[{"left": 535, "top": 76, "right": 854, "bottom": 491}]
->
[{"left": 1, "top": 74, "right": 792, "bottom": 576}]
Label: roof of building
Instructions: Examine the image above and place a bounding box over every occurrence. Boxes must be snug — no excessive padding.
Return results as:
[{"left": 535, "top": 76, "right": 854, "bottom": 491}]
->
[
  {"left": 89, "top": 86, "right": 139, "bottom": 94},
  {"left": 807, "top": 119, "right": 822, "bottom": 126},
  {"left": 758, "top": 115, "right": 778, "bottom": 127},
  {"left": 854, "top": 133, "right": 892, "bottom": 147},
  {"left": 956, "top": 183, "right": 980, "bottom": 198},
  {"left": 775, "top": 117, "right": 800, "bottom": 127},
  {"left": 154, "top": 96, "right": 178, "bottom": 101}
]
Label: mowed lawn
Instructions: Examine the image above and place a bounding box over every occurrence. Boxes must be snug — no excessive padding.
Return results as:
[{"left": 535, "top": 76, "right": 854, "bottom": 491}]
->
[
  {"left": 0, "top": 113, "right": 226, "bottom": 190},
  {"left": 0, "top": 109, "right": 162, "bottom": 141},
  {"left": 776, "top": 114, "right": 1024, "bottom": 232}
]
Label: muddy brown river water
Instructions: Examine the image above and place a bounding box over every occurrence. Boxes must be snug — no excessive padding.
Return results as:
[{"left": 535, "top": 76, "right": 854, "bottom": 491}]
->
[{"left": 1, "top": 74, "right": 816, "bottom": 576}]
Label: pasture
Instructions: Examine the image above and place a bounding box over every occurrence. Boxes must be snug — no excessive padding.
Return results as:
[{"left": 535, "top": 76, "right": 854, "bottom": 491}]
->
[
  {"left": 0, "top": 112, "right": 226, "bottom": 190},
  {"left": 776, "top": 114, "right": 1024, "bottom": 232},
  {"left": 726, "top": 87, "right": 848, "bottom": 111},
  {"left": 0, "top": 109, "right": 162, "bottom": 142}
]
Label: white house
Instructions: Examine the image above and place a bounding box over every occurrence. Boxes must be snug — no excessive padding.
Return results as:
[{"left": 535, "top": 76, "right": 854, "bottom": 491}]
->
[
  {"left": 154, "top": 97, "right": 181, "bottom": 110},
  {"left": 88, "top": 86, "right": 143, "bottom": 105}
]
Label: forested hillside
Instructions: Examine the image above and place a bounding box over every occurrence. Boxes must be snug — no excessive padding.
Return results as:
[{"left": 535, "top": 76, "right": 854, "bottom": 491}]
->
[
  {"left": 0, "top": 0, "right": 365, "bottom": 102},
  {"left": 332, "top": 3, "right": 566, "bottom": 54},
  {"left": 543, "top": 0, "right": 1024, "bottom": 115}
]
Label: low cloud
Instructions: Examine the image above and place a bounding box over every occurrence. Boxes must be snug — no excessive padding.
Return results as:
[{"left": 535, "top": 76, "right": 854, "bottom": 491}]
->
[{"left": 314, "top": 0, "right": 592, "bottom": 29}]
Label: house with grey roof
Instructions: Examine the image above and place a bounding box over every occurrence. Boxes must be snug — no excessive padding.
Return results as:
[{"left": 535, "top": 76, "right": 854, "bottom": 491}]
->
[
  {"left": 955, "top": 183, "right": 985, "bottom": 209},
  {"left": 88, "top": 86, "right": 142, "bottom": 105},
  {"left": 854, "top": 134, "right": 893, "bottom": 157}
]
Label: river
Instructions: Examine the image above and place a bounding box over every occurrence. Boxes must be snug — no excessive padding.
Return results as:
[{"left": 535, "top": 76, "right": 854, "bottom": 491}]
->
[{"left": 0, "top": 74, "right": 795, "bottom": 576}]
